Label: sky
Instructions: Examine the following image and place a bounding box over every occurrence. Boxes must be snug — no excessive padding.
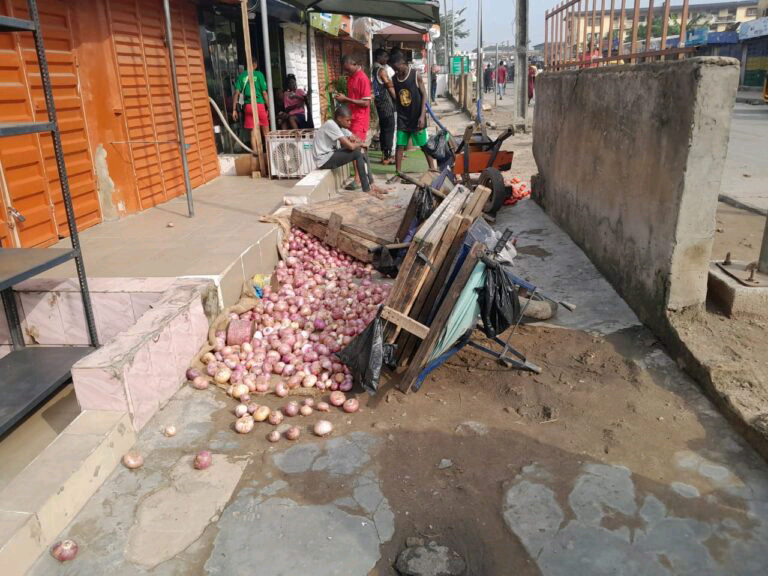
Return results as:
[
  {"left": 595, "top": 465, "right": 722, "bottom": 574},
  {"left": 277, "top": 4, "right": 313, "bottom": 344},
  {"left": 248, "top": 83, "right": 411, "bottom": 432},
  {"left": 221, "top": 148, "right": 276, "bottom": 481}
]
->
[{"left": 449, "top": 0, "right": 749, "bottom": 50}]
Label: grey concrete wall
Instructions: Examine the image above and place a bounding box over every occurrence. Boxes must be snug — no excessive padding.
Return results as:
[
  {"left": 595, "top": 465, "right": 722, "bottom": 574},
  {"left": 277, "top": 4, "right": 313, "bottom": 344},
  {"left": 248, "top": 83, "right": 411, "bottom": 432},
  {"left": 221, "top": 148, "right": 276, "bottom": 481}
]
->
[{"left": 532, "top": 57, "right": 739, "bottom": 329}]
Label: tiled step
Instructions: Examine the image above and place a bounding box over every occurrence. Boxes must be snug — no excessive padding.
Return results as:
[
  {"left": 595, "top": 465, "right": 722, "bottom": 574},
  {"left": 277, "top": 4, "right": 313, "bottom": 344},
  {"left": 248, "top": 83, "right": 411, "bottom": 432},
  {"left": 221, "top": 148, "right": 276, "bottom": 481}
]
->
[{"left": 0, "top": 410, "right": 135, "bottom": 576}]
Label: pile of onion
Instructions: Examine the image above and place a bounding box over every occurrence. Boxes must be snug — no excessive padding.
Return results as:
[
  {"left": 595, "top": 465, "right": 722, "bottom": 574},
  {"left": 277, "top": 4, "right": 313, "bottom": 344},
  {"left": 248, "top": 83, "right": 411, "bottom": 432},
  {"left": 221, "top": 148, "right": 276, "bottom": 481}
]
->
[{"left": 196, "top": 227, "right": 384, "bottom": 437}]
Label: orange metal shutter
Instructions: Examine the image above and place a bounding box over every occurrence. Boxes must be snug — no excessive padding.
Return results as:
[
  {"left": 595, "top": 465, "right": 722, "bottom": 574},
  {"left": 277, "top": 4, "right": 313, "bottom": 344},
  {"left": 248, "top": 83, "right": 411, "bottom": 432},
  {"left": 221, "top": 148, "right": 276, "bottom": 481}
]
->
[{"left": 107, "top": 0, "right": 217, "bottom": 211}]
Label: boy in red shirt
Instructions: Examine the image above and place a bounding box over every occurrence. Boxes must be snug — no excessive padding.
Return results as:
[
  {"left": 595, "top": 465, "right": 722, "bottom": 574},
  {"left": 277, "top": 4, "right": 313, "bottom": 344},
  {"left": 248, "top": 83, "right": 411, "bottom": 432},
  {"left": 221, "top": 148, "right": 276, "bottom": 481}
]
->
[{"left": 334, "top": 55, "right": 372, "bottom": 189}]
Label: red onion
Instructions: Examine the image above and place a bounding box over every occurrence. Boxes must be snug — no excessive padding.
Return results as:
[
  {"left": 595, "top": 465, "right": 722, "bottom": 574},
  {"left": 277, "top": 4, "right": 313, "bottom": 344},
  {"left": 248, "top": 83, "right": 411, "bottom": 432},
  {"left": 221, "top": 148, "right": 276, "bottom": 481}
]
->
[
  {"left": 283, "top": 401, "right": 299, "bottom": 417},
  {"left": 314, "top": 420, "right": 333, "bottom": 437},
  {"left": 300, "top": 404, "right": 313, "bottom": 416},
  {"left": 329, "top": 391, "right": 346, "bottom": 406},
  {"left": 234, "top": 404, "right": 249, "bottom": 418},
  {"left": 191, "top": 376, "right": 209, "bottom": 390},
  {"left": 235, "top": 415, "right": 254, "bottom": 434},
  {"left": 275, "top": 382, "right": 288, "bottom": 397},
  {"left": 267, "top": 430, "right": 281, "bottom": 442},
  {"left": 202, "top": 352, "right": 216, "bottom": 365},
  {"left": 122, "top": 451, "right": 144, "bottom": 469},
  {"left": 268, "top": 410, "right": 284, "bottom": 425},
  {"left": 247, "top": 402, "right": 260, "bottom": 415},
  {"left": 287, "top": 374, "right": 303, "bottom": 389},
  {"left": 285, "top": 426, "right": 300, "bottom": 440},
  {"left": 194, "top": 450, "right": 212, "bottom": 470},
  {"left": 186, "top": 367, "right": 201, "bottom": 381},
  {"left": 342, "top": 398, "right": 359, "bottom": 413},
  {"left": 51, "top": 539, "right": 78, "bottom": 562},
  {"left": 339, "top": 379, "right": 353, "bottom": 392},
  {"left": 316, "top": 401, "right": 330, "bottom": 412},
  {"left": 205, "top": 363, "right": 218, "bottom": 377},
  {"left": 302, "top": 374, "right": 318, "bottom": 388}
]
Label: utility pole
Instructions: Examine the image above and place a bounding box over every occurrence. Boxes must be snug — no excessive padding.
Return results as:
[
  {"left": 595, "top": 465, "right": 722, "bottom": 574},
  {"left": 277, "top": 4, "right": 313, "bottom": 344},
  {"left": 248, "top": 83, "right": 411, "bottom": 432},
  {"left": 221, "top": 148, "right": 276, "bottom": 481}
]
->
[
  {"left": 759, "top": 218, "right": 768, "bottom": 274},
  {"left": 451, "top": 0, "right": 455, "bottom": 64},
  {"left": 514, "top": 0, "right": 528, "bottom": 123},
  {"left": 477, "top": 0, "right": 483, "bottom": 107},
  {"left": 443, "top": 0, "right": 449, "bottom": 69}
]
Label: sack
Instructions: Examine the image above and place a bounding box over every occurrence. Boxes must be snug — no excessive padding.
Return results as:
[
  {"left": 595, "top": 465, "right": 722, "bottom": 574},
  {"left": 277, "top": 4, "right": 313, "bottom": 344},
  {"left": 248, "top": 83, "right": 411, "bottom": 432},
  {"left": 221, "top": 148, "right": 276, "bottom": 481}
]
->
[
  {"left": 424, "top": 129, "right": 454, "bottom": 167},
  {"left": 477, "top": 256, "right": 521, "bottom": 338},
  {"left": 337, "top": 308, "right": 396, "bottom": 395}
]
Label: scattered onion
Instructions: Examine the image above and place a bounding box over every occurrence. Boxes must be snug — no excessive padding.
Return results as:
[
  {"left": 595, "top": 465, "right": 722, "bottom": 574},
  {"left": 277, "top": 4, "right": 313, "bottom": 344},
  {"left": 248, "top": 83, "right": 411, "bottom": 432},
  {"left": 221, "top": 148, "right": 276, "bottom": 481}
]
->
[
  {"left": 194, "top": 450, "right": 213, "bottom": 469},
  {"left": 122, "top": 451, "right": 144, "bottom": 469},
  {"left": 300, "top": 404, "right": 313, "bottom": 416},
  {"left": 51, "top": 539, "right": 78, "bottom": 562},
  {"left": 235, "top": 415, "right": 254, "bottom": 434},
  {"left": 313, "top": 420, "right": 333, "bottom": 437},
  {"left": 342, "top": 398, "right": 359, "bottom": 413},
  {"left": 285, "top": 426, "right": 300, "bottom": 440},
  {"left": 267, "top": 430, "right": 281, "bottom": 442},
  {"left": 329, "top": 391, "right": 346, "bottom": 406}
]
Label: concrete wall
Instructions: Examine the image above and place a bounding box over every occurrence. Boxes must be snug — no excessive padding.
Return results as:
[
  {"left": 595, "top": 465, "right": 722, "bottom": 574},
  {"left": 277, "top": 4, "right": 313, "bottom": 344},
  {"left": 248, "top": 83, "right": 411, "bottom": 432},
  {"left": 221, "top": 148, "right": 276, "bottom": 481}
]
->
[{"left": 533, "top": 57, "right": 739, "bottom": 329}]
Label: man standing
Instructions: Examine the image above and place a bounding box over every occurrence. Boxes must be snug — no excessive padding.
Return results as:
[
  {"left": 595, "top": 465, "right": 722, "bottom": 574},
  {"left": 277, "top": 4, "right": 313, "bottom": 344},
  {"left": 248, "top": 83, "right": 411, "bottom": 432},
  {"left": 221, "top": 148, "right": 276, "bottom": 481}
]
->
[
  {"left": 390, "top": 51, "right": 436, "bottom": 175},
  {"left": 497, "top": 61, "right": 507, "bottom": 99},
  {"left": 232, "top": 58, "right": 269, "bottom": 147},
  {"left": 372, "top": 48, "right": 396, "bottom": 165},
  {"left": 335, "top": 55, "right": 372, "bottom": 189},
  {"left": 483, "top": 63, "right": 493, "bottom": 94}
]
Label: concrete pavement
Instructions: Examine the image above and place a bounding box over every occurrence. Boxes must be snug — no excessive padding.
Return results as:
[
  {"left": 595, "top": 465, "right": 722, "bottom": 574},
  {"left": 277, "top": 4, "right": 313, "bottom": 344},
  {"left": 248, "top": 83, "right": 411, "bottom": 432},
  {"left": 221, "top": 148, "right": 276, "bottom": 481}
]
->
[
  {"left": 27, "top": 195, "right": 768, "bottom": 575},
  {"left": 719, "top": 103, "right": 768, "bottom": 215}
]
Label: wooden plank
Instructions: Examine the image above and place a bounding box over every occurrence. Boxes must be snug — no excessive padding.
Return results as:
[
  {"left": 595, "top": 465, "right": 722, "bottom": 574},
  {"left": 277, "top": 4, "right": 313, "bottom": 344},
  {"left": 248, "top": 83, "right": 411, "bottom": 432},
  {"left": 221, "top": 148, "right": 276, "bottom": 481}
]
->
[
  {"left": 382, "top": 186, "right": 473, "bottom": 346},
  {"left": 396, "top": 243, "right": 482, "bottom": 393},
  {"left": 395, "top": 190, "right": 419, "bottom": 242},
  {"left": 462, "top": 185, "right": 492, "bottom": 220},
  {"left": 325, "top": 212, "right": 342, "bottom": 247},
  {"left": 290, "top": 192, "right": 406, "bottom": 245},
  {"left": 290, "top": 211, "right": 376, "bottom": 262},
  {"left": 381, "top": 306, "right": 429, "bottom": 339},
  {"left": 397, "top": 215, "right": 472, "bottom": 365}
]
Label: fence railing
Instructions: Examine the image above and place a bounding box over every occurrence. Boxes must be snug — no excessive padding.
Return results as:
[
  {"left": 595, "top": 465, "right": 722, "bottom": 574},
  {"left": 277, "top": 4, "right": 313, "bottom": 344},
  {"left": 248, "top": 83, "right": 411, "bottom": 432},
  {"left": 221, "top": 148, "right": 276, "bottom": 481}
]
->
[{"left": 544, "top": 0, "right": 698, "bottom": 70}]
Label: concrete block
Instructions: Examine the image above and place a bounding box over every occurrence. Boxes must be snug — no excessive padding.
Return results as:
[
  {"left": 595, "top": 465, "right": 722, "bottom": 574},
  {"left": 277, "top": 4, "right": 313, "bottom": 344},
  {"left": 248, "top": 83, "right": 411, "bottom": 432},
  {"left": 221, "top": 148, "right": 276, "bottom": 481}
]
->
[
  {"left": 72, "top": 280, "right": 214, "bottom": 430},
  {"left": 0, "top": 411, "right": 134, "bottom": 576},
  {"left": 707, "top": 263, "right": 768, "bottom": 318},
  {"left": 533, "top": 57, "right": 740, "bottom": 330}
]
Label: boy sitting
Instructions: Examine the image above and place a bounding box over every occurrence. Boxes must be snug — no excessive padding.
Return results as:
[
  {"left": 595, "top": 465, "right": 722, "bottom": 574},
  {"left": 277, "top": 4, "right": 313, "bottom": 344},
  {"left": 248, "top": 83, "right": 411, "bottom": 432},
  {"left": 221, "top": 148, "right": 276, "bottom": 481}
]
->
[{"left": 312, "top": 105, "right": 380, "bottom": 196}]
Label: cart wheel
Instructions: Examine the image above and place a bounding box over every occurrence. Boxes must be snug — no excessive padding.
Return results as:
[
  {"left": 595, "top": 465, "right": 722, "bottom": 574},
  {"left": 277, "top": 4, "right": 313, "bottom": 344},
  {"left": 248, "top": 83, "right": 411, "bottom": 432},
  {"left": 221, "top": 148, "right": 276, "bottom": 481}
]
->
[{"left": 479, "top": 167, "right": 507, "bottom": 215}]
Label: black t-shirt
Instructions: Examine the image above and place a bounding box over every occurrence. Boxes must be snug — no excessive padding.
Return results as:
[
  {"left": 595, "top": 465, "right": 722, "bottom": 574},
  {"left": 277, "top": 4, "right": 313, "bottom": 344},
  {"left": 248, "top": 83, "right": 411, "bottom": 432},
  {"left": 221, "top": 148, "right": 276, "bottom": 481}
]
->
[{"left": 392, "top": 67, "right": 422, "bottom": 132}]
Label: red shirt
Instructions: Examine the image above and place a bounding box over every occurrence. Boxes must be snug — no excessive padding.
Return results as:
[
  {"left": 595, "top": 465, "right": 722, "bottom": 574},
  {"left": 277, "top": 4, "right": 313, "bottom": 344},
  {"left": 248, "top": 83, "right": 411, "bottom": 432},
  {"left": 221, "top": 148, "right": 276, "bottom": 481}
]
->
[
  {"left": 346, "top": 67, "right": 371, "bottom": 139},
  {"left": 497, "top": 67, "right": 506, "bottom": 84}
]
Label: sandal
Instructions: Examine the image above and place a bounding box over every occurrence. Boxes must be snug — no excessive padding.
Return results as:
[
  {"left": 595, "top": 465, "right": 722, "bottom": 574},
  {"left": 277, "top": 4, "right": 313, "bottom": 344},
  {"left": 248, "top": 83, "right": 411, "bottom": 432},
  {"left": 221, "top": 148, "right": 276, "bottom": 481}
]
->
[{"left": 344, "top": 181, "right": 361, "bottom": 191}]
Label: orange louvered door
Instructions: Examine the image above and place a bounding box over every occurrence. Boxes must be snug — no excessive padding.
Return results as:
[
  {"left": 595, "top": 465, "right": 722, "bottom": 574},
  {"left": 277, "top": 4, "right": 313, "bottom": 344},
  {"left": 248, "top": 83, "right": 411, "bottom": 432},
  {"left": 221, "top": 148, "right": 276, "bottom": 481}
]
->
[
  {"left": 107, "top": 0, "right": 218, "bottom": 210},
  {"left": 0, "top": 0, "right": 100, "bottom": 246}
]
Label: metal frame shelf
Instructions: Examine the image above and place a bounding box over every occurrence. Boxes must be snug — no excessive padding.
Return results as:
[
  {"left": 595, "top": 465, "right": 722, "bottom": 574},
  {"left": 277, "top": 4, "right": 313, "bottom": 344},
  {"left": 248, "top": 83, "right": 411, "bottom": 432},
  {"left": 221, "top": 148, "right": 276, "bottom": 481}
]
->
[{"left": 0, "top": 0, "right": 99, "bottom": 437}]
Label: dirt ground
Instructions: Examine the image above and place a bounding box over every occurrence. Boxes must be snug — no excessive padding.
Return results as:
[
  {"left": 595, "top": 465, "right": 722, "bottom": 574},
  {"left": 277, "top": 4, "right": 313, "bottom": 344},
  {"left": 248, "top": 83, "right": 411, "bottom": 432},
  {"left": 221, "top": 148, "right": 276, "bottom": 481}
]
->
[{"left": 713, "top": 202, "right": 767, "bottom": 264}]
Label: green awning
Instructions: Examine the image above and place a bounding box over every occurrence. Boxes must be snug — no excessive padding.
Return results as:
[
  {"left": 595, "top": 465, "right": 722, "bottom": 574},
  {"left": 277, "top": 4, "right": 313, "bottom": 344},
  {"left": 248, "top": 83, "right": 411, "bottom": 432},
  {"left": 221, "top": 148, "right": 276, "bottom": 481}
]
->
[{"left": 281, "top": 0, "right": 440, "bottom": 24}]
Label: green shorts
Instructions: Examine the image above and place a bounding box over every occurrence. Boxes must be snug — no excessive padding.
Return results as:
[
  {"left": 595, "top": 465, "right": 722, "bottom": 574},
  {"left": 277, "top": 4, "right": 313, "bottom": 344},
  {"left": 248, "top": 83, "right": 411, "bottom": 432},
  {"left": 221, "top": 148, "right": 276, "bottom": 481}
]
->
[{"left": 396, "top": 128, "right": 428, "bottom": 148}]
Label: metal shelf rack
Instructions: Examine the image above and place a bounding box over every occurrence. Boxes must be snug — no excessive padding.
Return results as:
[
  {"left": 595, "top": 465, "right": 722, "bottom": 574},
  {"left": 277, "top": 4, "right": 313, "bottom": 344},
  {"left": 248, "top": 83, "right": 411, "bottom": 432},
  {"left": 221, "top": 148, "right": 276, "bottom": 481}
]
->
[{"left": 0, "top": 0, "right": 98, "bottom": 436}]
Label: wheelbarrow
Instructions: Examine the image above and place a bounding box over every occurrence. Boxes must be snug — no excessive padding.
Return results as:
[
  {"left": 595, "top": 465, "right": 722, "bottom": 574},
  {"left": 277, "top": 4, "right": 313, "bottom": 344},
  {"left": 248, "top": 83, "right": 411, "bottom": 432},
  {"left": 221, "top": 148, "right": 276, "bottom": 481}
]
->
[{"left": 453, "top": 123, "right": 515, "bottom": 215}]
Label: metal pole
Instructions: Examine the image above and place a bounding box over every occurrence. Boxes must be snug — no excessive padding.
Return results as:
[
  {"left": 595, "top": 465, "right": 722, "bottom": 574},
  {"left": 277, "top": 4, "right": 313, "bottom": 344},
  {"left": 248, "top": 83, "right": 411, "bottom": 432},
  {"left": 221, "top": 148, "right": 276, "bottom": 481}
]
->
[
  {"left": 306, "top": 17, "right": 314, "bottom": 128},
  {"left": 759, "top": 217, "right": 768, "bottom": 275},
  {"left": 451, "top": 0, "right": 455, "bottom": 63},
  {"left": 477, "top": 0, "right": 482, "bottom": 105},
  {"left": 163, "top": 0, "right": 194, "bottom": 217},
  {"left": 260, "top": 0, "right": 277, "bottom": 131},
  {"left": 443, "top": 0, "right": 449, "bottom": 69},
  {"left": 515, "top": 0, "right": 528, "bottom": 122}
]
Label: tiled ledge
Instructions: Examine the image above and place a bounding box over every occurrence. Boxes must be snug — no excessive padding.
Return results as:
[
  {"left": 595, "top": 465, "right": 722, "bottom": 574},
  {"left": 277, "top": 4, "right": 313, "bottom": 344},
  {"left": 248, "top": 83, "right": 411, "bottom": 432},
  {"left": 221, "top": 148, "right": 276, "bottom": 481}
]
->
[
  {"left": 73, "top": 279, "right": 217, "bottom": 432},
  {"left": 0, "top": 410, "right": 135, "bottom": 576}
]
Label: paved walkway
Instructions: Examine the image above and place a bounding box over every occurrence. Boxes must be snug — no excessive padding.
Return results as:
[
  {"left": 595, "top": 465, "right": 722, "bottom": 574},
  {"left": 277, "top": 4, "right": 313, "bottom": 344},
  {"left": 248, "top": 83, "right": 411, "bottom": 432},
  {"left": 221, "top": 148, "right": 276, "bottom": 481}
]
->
[
  {"left": 720, "top": 103, "right": 768, "bottom": 214},
  {"left": 27, "top": 195, "right": 768, "bottom": 575}
]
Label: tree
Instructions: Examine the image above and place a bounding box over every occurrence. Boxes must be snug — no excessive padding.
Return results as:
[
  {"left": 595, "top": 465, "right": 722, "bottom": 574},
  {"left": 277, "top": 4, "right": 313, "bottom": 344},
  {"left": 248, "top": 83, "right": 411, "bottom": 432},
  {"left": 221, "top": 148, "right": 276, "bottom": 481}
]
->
[
  {"left": 625, "top": 13, "right": 708, "bottom": 44},
  {"left": 434, "top": 7, "right": 469, "bottom": 65}
]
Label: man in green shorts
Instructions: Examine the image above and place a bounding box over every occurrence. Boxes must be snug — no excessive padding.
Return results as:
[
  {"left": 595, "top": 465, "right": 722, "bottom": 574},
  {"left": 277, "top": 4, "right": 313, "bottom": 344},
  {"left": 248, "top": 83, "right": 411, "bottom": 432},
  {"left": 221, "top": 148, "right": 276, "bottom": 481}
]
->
[{"left": 390, "top": 51, "right": 436, "bottom": 175}]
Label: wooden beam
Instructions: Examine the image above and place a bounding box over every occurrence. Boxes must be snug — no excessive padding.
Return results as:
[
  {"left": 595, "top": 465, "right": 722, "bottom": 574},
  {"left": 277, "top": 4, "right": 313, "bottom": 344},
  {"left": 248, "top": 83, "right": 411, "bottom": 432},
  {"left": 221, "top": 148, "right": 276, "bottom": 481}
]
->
[
  {"left": 325, "top": 212, "right": 342, "bottom": 247},
  {"left": 240, "top": 0, "right": 266, "bottom": 177},
  {"left": 381, "top": 307, "right": 429, "bottom": 340}
]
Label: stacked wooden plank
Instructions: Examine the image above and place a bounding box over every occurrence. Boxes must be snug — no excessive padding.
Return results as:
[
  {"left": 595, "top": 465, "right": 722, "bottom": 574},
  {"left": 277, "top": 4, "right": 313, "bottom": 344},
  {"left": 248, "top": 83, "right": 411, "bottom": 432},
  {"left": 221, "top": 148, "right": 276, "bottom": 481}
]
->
[
  {"left": 380, "top": 184, "right": 491, "bottom": 392},
  {"left": 290, "top": 192, "right": 407, "bottom": 262}
]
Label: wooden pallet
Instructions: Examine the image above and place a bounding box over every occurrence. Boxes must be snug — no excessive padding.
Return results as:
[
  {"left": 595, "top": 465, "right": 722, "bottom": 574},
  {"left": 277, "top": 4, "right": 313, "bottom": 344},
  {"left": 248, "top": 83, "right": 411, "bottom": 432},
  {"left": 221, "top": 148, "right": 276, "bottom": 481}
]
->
[
  {"left": 290, "top": 192, "right": 408, "bottom": 262},
  {"left": 382, "top": 184, "right": 475, "bottom": 346},
  {"left": 385, "top": 243, "right": 482, "bottom": 392}
]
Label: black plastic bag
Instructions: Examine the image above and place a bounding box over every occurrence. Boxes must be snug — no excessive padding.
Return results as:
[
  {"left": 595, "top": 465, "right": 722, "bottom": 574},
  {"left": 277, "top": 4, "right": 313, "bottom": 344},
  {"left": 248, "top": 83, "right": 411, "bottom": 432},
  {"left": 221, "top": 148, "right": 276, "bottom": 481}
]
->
[
  {"left": 337, "top": 308, "right": 396, "bottom": 394},
  {"left": 372, "top": 245, "right": 400, "bottom": 278},
  {"left": 424, "top": 129, "right": 454, "bottom": 168},
  {"left": 414, "top": 185, "right": 436, "bottom": 221},
  {"left": 477, "top": 255, "right": 521, "bottom": 338}
]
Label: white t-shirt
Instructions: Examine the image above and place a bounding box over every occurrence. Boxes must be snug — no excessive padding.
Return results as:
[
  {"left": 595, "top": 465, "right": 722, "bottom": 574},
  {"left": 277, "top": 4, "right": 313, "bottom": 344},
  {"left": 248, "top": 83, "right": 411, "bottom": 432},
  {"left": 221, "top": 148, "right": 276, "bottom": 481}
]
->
[{"left": 312, "top": 120, "right": 352, "bottom": 167}]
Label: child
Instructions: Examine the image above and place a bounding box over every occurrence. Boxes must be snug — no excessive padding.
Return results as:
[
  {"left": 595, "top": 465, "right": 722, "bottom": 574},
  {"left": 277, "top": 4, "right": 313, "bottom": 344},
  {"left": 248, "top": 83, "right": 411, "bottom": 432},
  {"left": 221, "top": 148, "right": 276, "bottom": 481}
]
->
[
  {"left": 312, "top": 105, "right": 376, "bottom": 195},
  {"left": 389, "top": 51, "right": 436, "bottom": 175},
  {"left": 282, "top": 74, "right": 308, "bottom": 129}
]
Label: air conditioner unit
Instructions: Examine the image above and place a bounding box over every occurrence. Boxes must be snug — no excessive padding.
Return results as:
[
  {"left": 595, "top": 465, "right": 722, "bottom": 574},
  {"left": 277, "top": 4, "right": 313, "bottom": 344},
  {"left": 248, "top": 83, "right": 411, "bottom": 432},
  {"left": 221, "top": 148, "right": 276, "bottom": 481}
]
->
[{"left": 267, "top": 130, "right": 316, "bottom": 179}]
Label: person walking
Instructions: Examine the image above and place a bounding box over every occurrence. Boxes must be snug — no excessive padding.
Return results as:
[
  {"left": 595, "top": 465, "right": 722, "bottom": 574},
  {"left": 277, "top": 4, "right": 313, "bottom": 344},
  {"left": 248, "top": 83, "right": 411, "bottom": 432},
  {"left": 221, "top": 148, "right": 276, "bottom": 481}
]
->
[
  {"left": 372, "top": 48, "right": 396, "bottom": 165},
  {"left": 430, "top": 63, "right": 438, "bottom": 102},
  {"left": 390, "top": 51, "right": 436, "bottom": 175},
  {"left": 497, "top": 61, "right": 507, "bottom": 99},
  {"left": 232, "top": 57, "right": 269, "bottom": 148},
  {"left": 528, "top": 63, "right": 537, "bottom": 104},
  {"left": 334, "top": 54, "right": 372, "bottom": 189},
  {"left": 483, "top": 63, "right": 493, "bottom": 94}
]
